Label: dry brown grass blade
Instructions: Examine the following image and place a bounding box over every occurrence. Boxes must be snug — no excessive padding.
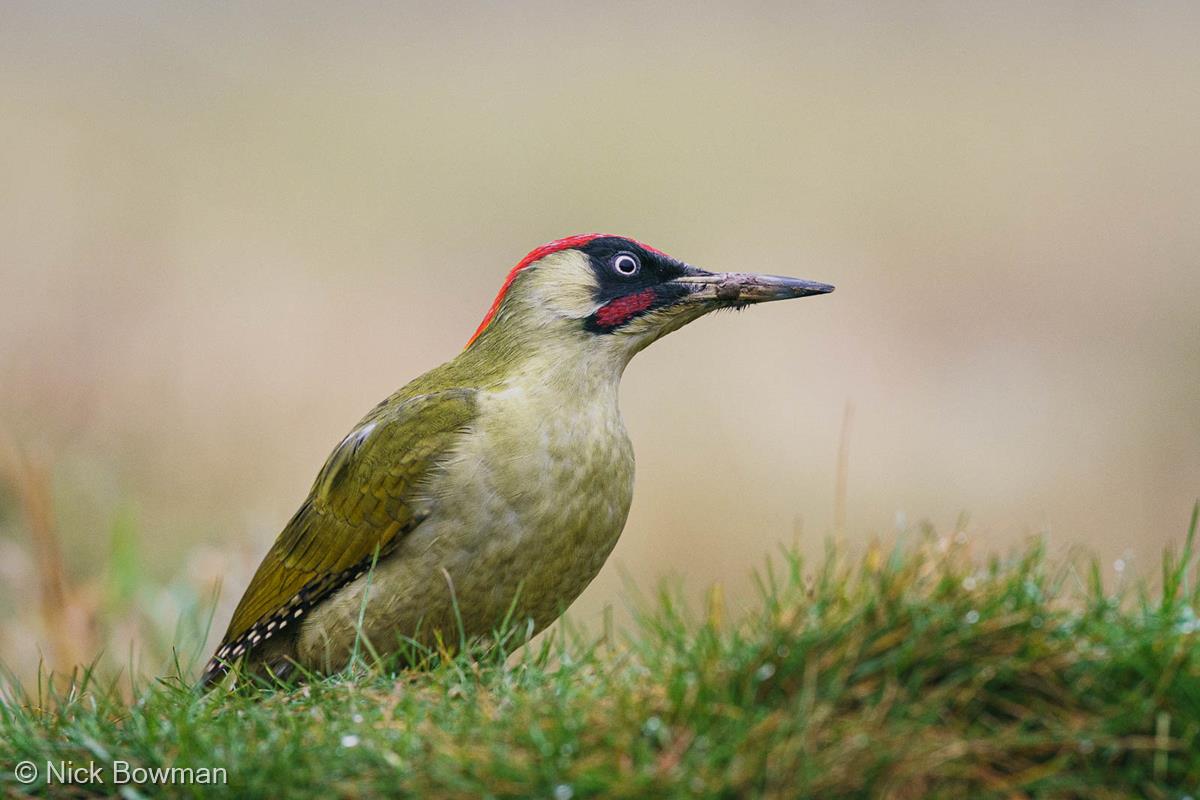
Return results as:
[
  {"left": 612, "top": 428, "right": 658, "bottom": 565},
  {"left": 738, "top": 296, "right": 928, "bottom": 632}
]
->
[
  {"left": 833, "top": 399, "right": 855, "bottom": 545},
  {"left": 0, "top": 433, "right": 96, "bottom": 677}
]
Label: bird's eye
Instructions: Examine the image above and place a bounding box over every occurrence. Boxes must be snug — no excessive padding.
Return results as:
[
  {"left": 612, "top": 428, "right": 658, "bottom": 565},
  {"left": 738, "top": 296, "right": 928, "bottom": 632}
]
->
[{"left": 612, "top": 253, "right": 640, "bottom": 276}]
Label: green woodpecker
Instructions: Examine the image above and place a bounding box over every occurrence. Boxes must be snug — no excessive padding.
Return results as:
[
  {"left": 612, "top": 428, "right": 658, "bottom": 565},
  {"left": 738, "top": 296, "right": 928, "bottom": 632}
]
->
[{"left": 201, "top": 234, "right": 833, "bottom": 685}]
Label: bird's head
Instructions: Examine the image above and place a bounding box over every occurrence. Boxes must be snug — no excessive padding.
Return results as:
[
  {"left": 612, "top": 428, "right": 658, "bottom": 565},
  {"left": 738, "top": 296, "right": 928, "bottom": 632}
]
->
[{"left": 464, "top": 234, "right": 834, "bottom": 370}]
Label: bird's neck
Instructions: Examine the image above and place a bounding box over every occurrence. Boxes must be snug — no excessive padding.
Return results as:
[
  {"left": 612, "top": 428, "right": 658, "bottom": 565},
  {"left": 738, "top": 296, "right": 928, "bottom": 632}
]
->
[{"left": 454, "top": 325, "right": 629, "bottom": 403}]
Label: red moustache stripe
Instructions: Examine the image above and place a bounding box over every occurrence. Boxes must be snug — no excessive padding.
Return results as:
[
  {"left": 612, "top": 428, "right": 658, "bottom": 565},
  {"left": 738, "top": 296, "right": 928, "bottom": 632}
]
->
[{"left": 595, "top": 289, "right": 656, "bottom": 328}]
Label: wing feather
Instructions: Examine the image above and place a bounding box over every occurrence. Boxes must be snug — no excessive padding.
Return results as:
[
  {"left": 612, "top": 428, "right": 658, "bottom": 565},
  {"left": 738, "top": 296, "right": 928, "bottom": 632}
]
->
[{"left": 215, "top": 389, "right": 478, "bottom": 652}]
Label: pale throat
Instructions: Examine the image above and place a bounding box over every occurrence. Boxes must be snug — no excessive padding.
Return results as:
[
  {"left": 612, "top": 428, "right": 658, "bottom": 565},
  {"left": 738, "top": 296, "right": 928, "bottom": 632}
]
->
[{"left": 505, "top": 337, "right": 628, "bottom": 407}]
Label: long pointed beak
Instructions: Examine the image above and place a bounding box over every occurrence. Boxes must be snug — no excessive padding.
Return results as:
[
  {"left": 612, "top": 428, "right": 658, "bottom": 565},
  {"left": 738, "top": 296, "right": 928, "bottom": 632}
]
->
[{"left": 672, "top": 270, "right": 835, "bottom": 304}]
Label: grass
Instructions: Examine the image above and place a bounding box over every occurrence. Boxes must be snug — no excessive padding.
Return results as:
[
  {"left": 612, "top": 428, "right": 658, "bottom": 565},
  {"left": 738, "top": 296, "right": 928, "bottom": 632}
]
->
[{"left": 1, "top": 508, "right": 1199, "bottom": 799}]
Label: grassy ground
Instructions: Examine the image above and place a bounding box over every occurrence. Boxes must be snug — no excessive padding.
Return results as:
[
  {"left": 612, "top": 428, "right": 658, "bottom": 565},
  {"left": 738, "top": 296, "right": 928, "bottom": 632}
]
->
[{"left": 2, "top": 509, "right": 1198, "bottom": 799}]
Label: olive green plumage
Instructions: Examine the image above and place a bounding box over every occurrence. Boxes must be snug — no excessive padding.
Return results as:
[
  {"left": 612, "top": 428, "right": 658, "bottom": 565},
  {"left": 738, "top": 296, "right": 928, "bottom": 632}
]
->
[
  {"left": 201, "top": 235, "right": 832, "bottom": 686},
  {"left": 215, "top": 388, "right": 478, "bottom": 656}
]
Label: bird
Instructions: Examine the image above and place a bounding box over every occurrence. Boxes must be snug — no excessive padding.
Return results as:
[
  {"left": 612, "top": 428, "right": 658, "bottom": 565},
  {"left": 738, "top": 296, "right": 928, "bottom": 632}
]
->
[{"left": 200, "top": 234, "right": 833, "bottom": 686}]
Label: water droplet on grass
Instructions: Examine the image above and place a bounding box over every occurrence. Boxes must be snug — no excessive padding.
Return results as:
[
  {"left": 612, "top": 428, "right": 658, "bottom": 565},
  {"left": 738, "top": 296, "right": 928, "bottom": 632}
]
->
[
  {"left": 755, "top": 663, "right": 776, "bottom": 682},
  {"left": 554, "top": 785, "right": 574, "bottom": 800},
  {"left": 341, "top": 734, "right": 360, "bottom": 748},
  {"left": 964, "top": 610, "right": 980, "bottom": 625}
]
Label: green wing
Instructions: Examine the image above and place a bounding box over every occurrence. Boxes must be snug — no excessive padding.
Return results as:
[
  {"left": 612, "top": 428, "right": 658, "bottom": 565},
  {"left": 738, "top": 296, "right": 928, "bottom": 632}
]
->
[{"left": 216, "top": 388, "right": 478, "bottom": 652}]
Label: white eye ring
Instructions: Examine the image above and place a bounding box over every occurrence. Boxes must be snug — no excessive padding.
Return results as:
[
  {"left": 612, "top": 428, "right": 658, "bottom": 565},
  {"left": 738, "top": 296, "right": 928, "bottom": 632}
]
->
[{"left": 613, "top": 253, "right": 640, "bottom": 276}]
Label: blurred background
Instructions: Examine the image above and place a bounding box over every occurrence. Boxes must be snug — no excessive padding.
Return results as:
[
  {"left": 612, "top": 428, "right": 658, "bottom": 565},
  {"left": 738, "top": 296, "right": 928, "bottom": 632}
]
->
[{"left": 1, "top": 2, "right": 1197, "bottom": 683}]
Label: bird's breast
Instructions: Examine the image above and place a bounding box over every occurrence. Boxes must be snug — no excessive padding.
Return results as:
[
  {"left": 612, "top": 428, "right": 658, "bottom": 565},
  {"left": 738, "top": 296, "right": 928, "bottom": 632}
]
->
[
  {"left": 362, "top": 378, "right": 634, "bottom": 642},
  {"left": 460, "top": 381, "right": 635, "bottom": 541}
]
